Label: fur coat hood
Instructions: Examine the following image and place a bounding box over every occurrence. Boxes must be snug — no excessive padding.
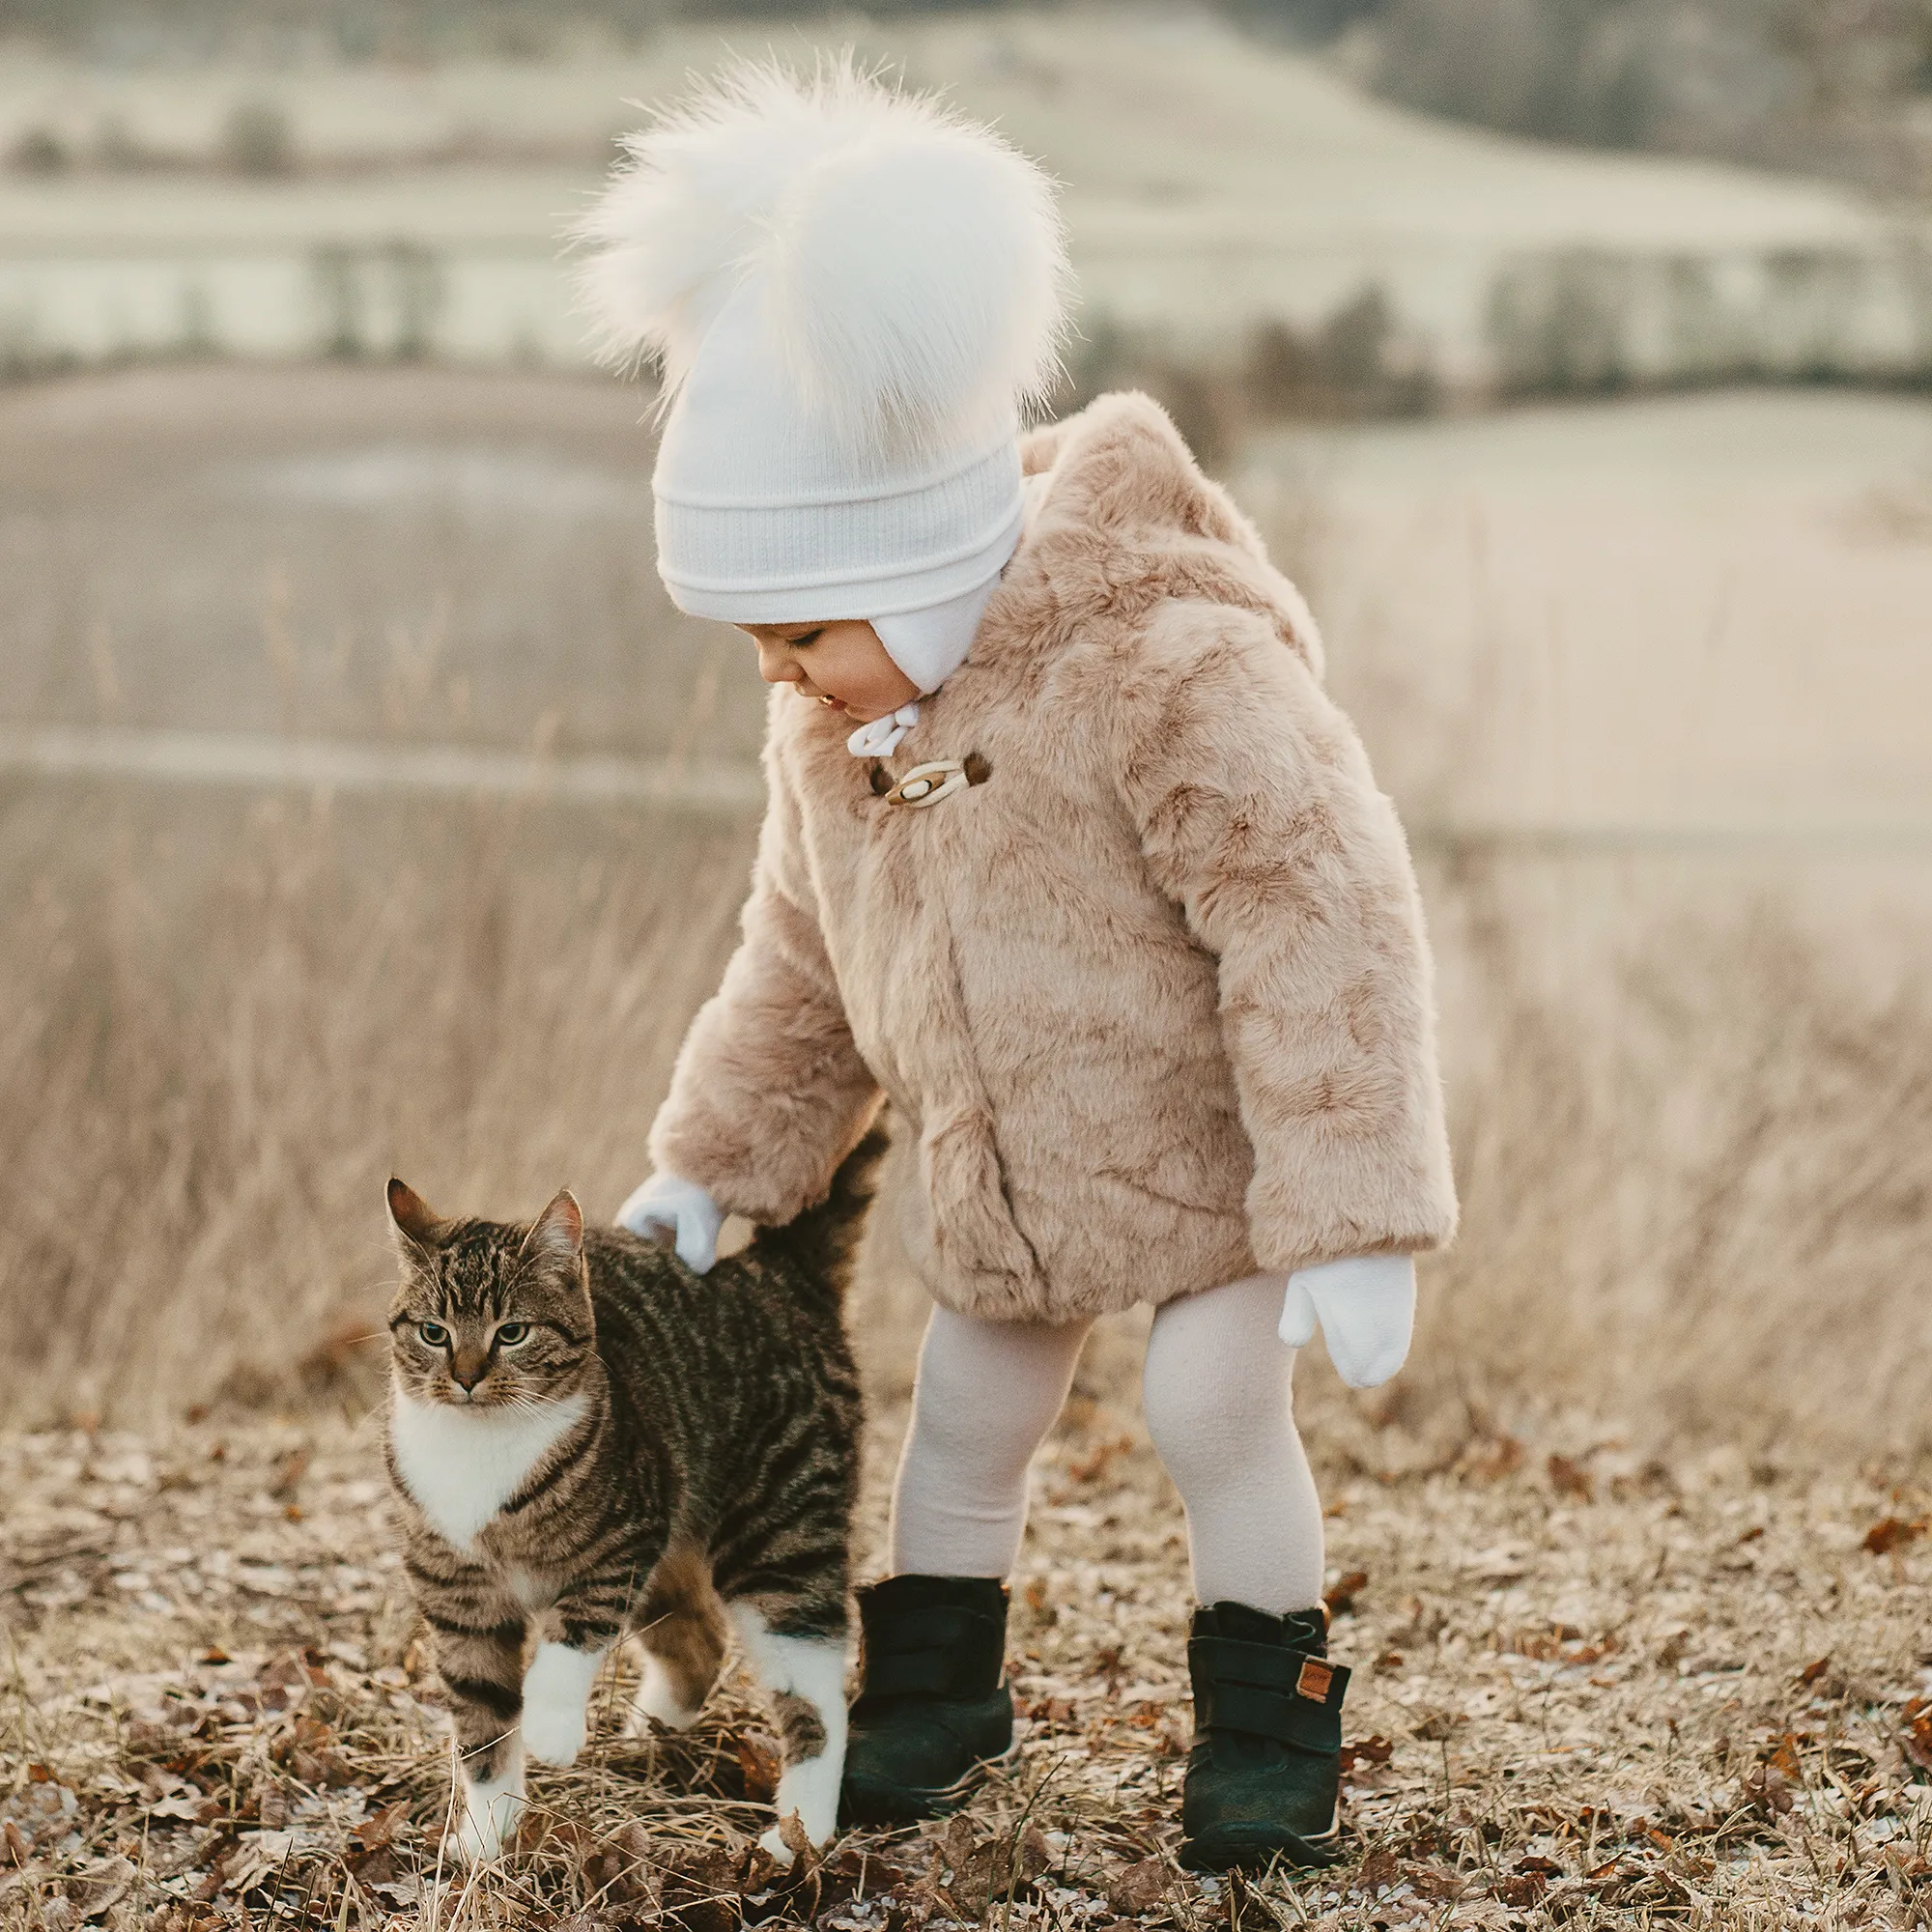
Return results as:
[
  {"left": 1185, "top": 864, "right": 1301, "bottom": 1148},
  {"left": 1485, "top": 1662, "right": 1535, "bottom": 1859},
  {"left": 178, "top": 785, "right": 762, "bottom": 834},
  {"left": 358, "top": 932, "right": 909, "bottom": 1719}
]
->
[{"left": 650, "top": 392, "right": 1458, "bottom": 1324}]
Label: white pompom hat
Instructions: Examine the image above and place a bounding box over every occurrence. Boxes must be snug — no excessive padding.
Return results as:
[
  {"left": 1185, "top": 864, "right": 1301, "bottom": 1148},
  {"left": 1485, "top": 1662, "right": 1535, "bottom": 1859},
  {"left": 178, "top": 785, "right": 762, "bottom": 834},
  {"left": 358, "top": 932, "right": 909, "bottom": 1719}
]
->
[{"left": 574, "top": 61, "right": 1071, "bottom": 697}]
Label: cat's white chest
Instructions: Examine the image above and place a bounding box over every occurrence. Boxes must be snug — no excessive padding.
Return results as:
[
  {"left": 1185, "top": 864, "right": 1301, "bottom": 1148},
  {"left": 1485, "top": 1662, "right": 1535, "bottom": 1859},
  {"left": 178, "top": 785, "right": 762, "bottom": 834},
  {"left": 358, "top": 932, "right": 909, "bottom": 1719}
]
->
[{"left": 389, "top": 1380, "right": 587, "bottom": 1551}]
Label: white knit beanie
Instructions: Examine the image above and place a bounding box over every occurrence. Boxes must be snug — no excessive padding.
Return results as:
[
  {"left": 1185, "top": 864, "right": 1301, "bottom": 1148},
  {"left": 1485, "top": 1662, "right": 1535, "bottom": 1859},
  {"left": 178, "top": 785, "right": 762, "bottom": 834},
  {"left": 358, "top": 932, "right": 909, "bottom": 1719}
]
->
[{"left": 575, "top": 62, "right": 1069, "bottom": 709}]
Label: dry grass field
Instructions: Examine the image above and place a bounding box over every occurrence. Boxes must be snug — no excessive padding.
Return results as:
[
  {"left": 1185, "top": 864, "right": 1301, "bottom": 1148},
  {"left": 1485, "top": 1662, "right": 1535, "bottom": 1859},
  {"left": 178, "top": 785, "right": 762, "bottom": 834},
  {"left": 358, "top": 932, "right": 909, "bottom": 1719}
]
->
[{"left": 3, "top": 363, "right": 1932, "bottom": 1927}]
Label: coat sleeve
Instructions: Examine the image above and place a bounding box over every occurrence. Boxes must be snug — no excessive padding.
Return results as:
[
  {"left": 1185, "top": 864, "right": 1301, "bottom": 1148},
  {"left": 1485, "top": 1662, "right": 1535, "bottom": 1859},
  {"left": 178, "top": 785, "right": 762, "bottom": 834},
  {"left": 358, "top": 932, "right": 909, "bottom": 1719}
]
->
[
  {"left": 647, "top": 779, "right": 881, "bottom": 1225},
  {"left": 1113, "top": 600, "right": 1458, "bottom": 1272}
]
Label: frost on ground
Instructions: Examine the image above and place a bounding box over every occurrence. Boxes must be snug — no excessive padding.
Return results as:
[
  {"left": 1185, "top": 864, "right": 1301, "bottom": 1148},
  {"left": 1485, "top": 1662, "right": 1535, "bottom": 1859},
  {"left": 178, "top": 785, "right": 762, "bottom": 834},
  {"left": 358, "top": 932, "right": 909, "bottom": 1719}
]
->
[{"left": 2, "top": 1392, "right": 1929, "bottom": 1930}]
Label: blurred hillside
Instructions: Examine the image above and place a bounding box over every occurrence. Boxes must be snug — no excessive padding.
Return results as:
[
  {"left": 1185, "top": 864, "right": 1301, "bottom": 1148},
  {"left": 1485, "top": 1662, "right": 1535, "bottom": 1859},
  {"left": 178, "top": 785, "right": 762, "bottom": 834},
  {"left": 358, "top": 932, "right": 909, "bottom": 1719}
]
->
[
  {"left": 3, "top": 7, "right": 1927, "bottom": 417},
  {"left": 5, "top": 361, "right": 1932, "bottom": 1452},
  {"left": 8, "top": 0, "right": 1931, "bottom": 198}
]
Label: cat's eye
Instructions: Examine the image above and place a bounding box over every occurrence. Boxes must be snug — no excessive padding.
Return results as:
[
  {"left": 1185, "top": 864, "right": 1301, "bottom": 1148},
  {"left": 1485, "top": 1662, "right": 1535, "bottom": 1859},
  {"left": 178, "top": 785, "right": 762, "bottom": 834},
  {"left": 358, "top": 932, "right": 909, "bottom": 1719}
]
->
[
  {"left": 418, "top": 1321, "right": 450, "bottom": 1349},
  {"left": 495, "top": 1322, "right": 531, "bottom": 1349}
]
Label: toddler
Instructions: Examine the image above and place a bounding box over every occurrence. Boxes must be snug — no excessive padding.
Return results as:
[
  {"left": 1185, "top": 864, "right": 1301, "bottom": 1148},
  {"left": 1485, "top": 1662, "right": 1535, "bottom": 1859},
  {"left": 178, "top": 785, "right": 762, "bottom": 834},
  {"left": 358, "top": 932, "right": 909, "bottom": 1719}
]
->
[{"left": 581, "top": 64, "right": 1456, "bottom": 1873}]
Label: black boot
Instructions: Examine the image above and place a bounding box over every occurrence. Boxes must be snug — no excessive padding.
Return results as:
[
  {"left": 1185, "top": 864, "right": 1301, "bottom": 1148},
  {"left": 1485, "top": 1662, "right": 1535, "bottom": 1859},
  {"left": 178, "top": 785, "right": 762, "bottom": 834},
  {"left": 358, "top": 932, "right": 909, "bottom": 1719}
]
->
[
  {"left": 839, "top": 1575, "right": 1014, "bottom": 1826},
  {"left": 1180, "top": 1602, "right": 1349, "bottom": 1873}
]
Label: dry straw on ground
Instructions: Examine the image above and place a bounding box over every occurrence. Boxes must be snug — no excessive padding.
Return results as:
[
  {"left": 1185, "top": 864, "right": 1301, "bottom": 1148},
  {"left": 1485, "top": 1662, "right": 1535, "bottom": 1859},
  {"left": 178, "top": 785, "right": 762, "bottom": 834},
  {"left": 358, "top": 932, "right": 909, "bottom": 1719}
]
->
[{"left": 2, "top": 1390, "right": 1931, "bottom": 1929}]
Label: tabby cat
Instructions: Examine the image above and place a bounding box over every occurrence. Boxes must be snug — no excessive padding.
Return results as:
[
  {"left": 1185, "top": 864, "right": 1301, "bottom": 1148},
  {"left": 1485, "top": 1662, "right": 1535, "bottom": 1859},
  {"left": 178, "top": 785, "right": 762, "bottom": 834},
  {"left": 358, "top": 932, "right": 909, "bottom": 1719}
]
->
[{"left": 383, "top": 1132, "right": 882, "bottom": 1864}]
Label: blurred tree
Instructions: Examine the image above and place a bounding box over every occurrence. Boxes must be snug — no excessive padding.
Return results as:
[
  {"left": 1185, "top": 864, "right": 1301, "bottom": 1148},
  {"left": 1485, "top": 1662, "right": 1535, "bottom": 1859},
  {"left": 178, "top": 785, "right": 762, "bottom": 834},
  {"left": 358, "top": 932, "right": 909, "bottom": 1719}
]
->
[
  {"left": 6, "top": 127, "right": 68, "bottom": 175},
  {"left": 221, "top": 99, "right": 296, "bottom": 178},
  {"left": 1487, "top": 249, "right": 1637, "bottom": 396},
  {"left": 1216, "top": 0, "right": 1390, "bottom": 43},
  {"left": 1367, "top": 0, "right": 1665, "bottom": 149},
  {"left": 0, "top": 0, "right": 1010, "bottom": 46},
  {"left": 1356, "top": 0, "right": 1930, "bottom": 184}
]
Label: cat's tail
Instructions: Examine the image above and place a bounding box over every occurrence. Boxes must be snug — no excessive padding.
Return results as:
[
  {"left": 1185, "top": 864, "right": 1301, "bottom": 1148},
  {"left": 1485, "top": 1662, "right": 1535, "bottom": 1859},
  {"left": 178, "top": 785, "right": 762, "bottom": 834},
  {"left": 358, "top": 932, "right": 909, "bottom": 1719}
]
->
[{"left": 750, "top": 1123, "right": 891, "bottom": 1293}]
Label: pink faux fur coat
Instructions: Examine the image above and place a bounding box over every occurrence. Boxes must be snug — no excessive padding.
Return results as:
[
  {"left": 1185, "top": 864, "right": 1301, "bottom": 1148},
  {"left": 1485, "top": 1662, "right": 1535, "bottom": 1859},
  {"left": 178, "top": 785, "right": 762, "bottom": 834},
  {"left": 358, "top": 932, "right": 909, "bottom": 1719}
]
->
[{"left": 650, "top": 393, "right": 1458, "bottom": 1324}]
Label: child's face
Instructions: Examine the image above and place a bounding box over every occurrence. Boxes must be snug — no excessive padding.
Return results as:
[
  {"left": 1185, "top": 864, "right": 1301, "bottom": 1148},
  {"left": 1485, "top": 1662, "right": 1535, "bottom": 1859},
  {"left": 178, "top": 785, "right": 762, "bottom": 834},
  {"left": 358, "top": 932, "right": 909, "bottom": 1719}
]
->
[{"left": 740, "top": 621, "right": 920, "bottom": 724}]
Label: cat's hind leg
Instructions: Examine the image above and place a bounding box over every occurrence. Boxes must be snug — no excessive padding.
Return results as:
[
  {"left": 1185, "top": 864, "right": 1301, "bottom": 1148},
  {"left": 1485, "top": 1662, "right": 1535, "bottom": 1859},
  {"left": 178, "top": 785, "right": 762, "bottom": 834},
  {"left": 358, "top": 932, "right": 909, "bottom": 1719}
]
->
[
  {"left": 631, "top": 1542, "right": 728, "bottom": 1733},
  {"left": 729, "top": 1603, "right": 848, "bottom": 1862}
]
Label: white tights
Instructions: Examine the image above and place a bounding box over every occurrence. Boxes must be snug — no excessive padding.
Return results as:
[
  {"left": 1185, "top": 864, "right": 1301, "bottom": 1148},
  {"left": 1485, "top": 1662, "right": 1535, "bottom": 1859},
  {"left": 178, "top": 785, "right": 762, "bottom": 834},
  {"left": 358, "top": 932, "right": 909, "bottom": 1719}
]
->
[{"left": 889, "top": 1273, "right": 1324, "bottom": 1614}]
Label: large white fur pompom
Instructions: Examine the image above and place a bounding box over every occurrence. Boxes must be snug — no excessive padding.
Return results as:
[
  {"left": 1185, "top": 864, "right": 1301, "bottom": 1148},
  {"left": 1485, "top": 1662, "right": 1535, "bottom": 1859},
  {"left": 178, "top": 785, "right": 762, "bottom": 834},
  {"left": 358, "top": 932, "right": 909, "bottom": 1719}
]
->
[{"left": 573, "top": 59, "right": 1071, "bottom": 453}]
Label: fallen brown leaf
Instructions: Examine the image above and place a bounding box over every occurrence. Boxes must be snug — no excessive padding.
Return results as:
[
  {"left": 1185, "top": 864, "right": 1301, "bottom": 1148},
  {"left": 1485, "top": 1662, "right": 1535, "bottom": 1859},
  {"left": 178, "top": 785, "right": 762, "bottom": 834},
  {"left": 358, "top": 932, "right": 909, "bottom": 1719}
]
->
[
  {"left": 1323, "top": 1568, "right": 1368, "bottom": 1617},
  {"left": 1548, "top": 1453, "right": 1594, "bottom": 1501},
  {"left": 1463, "top": 1434, "right": 1525, "bottom": 1484},
  {"left": 1354, "top": 1844, "right": 1400, "bottom": 1892},
  {"left": 1340, "top": 1733, "right": 1394, "bottom": 1773},
  {"left": 1105, "top": 1856, "right": 1170, "bottom": 1916},
  {"left": 731, "top": 1727, "right": 781, "bottom": 1804},
  {"left": 1864, "top": 1517, "right": 1927, "bottom": 1555}
]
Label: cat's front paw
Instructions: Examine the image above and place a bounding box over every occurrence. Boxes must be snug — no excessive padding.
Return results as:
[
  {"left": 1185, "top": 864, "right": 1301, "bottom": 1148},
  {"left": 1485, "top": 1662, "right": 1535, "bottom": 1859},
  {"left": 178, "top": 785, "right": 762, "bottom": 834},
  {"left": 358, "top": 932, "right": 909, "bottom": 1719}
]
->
[
  {"left": 520, "top": 1696, "right": 587, "bottom": 1768},
  {"left": 519, "top": 1642, "right": 606, "bottom": 1768}
]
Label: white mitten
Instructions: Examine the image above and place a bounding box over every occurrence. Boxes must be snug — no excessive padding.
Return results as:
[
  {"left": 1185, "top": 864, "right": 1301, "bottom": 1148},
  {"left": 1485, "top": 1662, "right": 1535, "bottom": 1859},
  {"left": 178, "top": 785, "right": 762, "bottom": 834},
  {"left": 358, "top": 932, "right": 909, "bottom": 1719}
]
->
[
  {"left": 615, "top": 1172, "right": 723, "bottom": 1274},
  {"left": 1277, "top": 1254, "right": 1416, "bottom": 1389}
]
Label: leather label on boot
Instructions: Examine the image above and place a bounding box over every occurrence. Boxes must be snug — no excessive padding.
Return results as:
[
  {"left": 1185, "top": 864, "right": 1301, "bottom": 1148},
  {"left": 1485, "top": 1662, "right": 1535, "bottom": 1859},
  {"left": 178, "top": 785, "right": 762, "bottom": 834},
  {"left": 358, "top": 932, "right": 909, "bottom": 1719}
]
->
[{"left": 1296, "top": 1659, "right": 1334, "bottom": 1703}]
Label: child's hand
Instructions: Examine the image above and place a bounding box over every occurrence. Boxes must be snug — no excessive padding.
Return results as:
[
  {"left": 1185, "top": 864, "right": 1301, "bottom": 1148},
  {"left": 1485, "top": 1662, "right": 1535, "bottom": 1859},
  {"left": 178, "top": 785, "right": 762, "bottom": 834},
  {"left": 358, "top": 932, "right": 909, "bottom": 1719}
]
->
[
  {"left": 616, "top": 1173, "right": 723, "bottom": 1273},
  {"left": 1278, "top": 1255, "right": 1415, "bottom": 1388}
]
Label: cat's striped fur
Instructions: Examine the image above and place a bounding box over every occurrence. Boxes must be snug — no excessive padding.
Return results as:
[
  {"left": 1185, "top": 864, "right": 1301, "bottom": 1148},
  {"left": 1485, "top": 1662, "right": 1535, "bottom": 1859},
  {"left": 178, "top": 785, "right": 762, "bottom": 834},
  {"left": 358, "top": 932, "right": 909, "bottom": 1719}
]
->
[{"left": 383, "top": 1130, "right": 881, "bottom": 1863}]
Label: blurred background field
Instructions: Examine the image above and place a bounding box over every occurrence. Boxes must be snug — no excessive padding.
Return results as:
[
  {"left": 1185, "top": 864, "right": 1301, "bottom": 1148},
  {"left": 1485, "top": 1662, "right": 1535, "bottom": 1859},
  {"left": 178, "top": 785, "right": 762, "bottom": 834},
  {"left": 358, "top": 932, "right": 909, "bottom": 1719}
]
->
[
  {"left": 7, "top": 5, "right": 1932, "bottom": 1927},
  {"left": 5, "top": 0, "right": 1932, "bottom": 1440},
  {"left": 6, "top": 354, "right": 1932, "bottom": 1463}
]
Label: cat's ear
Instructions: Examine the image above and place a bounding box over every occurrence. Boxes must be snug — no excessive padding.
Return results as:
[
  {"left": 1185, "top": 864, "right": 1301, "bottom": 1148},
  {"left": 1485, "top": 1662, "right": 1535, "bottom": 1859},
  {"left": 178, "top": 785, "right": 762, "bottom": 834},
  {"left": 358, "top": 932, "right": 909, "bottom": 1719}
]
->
[
  {"left": 522, "top": 1189, "right": 584, "bottom": 1270},
  {"left": 387, "top": 1178, "right": 449, "bottom": 1256}
]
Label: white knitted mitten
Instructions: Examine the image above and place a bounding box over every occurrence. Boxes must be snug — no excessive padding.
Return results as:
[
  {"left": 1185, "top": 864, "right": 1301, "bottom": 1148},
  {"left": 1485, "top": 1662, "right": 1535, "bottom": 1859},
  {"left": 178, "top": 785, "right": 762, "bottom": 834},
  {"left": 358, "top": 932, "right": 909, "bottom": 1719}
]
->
[
  {"left": 1277, "top": 1254, "right": 1416, "bottom": 1389},
  {"left": 615, "top": 1173, "right": 723, "bottom": 1274}
]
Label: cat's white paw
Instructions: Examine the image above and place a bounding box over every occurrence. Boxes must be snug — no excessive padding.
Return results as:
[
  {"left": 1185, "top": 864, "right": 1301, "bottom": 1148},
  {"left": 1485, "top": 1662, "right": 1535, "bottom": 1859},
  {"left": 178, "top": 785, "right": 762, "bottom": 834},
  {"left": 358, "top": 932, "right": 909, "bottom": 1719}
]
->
[
  {"left": 454, "top": 1756, "right": 525, "bottom": 1864},
  {"left": 631, "top": 1652, "right": 702, "bottom": 1733},
  {"left": 454, "top": 1805, "right": 508, "bottom": 1865},
  {"left": 758, "top": 1798, "right": 833, "bottom": 1868},
  {"left": 520, "top": 1696, "right": 587, "bottom": 1768},
  {"left": 773, "top": 1759, "right": 841, "bottom": 1851},
  {"left": 520, "top": 1642, "right": 605, "bottom": 1768},
  {"left": 729, "top": 1613, "right": 845, "bottom": 1858}
]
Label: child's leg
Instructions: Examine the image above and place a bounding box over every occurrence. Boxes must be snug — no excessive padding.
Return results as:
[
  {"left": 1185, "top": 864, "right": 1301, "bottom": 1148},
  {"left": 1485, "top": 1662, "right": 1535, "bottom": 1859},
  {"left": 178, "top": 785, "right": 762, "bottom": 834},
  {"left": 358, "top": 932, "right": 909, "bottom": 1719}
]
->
[
  {"left": 1147, "top": 1277, "right": 1347, "bottom": 1873},
  {"left": 848, "top": 1305, "right": 1091, "bottom": 1826},
  {"left": 889, "top": 1304, "right": 1093, "bottom": 1577},
  {"left": 1142, "top": 1273, "right": 1324, "bottom": 1614}
]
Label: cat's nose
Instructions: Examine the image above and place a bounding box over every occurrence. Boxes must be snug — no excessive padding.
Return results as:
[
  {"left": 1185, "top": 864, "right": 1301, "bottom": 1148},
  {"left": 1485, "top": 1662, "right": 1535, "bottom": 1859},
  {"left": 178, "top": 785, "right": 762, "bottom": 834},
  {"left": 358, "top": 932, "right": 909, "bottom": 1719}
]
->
[{"left": 451, "top": 1360, "right": 489, "bottom": 1393}]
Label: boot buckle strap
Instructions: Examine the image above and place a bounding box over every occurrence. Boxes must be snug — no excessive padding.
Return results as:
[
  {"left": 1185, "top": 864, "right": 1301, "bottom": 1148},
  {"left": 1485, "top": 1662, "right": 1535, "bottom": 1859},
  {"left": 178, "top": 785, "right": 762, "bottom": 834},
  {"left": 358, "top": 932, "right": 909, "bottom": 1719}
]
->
[
  {"left": 1189, "top": 1634, "right": 1339, "bottom": 1697},
  {"left": 1195, "top": 1681, "right": 1346, "bottom": 1754}
]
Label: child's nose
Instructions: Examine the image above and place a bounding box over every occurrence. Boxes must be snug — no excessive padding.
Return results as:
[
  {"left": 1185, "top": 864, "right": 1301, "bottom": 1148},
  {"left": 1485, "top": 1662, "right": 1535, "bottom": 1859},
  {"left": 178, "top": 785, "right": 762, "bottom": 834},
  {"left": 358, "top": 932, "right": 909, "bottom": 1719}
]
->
[{"left": 754, "top": 641, "right": 796, "bottom": 685}]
